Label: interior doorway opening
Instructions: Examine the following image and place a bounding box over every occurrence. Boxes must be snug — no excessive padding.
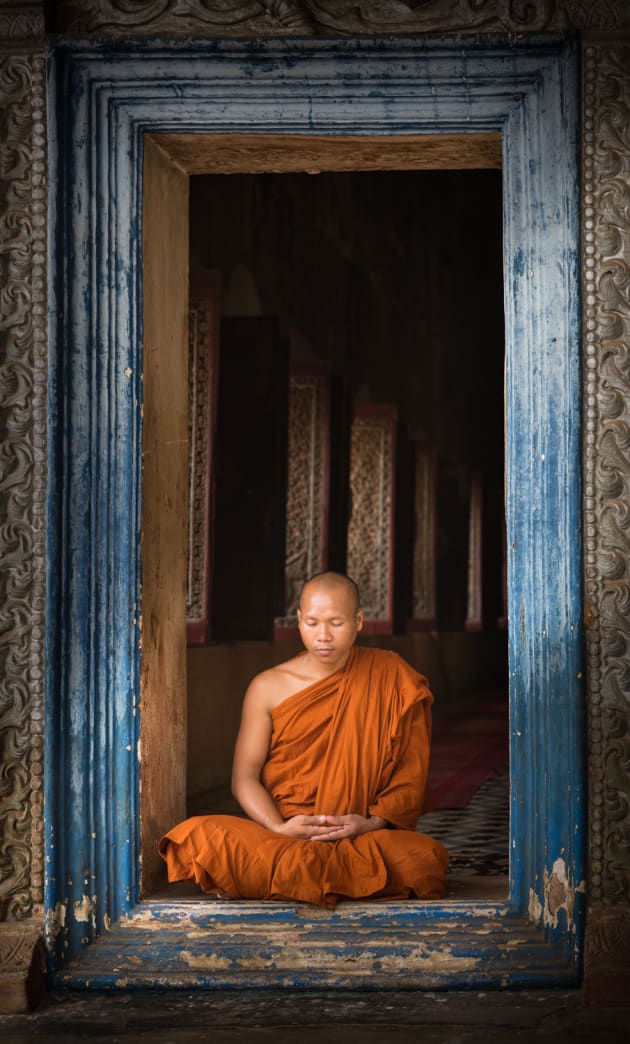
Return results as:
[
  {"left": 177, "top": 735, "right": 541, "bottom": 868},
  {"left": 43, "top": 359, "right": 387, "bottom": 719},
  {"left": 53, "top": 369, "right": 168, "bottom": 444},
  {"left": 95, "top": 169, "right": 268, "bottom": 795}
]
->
[
  {"left": 48, "top": 37, "right": 584, "bottom": 982},
  {"left": 181, "top": 165, "right": 508, "bottom": 900}
]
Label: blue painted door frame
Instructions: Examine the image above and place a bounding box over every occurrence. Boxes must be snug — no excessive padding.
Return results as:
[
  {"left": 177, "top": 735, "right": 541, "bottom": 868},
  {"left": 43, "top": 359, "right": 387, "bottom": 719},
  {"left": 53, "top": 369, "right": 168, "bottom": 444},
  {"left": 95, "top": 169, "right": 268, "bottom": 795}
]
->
[{"left": 46, "top": 35, "right": 584, "bottom": 987}]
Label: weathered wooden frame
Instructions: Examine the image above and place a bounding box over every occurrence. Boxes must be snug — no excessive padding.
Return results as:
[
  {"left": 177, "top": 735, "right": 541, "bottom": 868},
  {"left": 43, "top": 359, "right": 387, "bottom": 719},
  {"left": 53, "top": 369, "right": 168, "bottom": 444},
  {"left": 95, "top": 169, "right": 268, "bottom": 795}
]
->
[{"left": 45, "top": 36, "right": 583, "bottom": 987}]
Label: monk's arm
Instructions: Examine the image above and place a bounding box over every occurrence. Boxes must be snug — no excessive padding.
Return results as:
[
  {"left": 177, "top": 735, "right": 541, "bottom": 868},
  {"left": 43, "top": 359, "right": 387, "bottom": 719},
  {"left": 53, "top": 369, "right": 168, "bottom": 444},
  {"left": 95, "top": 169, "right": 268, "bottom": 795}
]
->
[
  {"left": 231, "top": 679, "right": 285, "bottom": 830},
  {"left": 368, "top": 700, "right": 432, "bottom": 830},
  {"left": 231, "top": 678, "right": 346, "bottom": 840}
]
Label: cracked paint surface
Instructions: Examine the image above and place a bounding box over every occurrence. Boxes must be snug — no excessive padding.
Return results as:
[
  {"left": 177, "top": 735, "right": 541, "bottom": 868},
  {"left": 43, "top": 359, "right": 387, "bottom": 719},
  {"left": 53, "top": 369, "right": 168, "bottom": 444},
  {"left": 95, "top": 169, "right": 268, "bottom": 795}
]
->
[
  {"left": 528, "top": 888, "right": 543, "bottom": 925},
  {"left": 528, "top": 857, "right": 586, "bottom": 933},
  {"left": 73, "top": 895, "right": 96, "bottom": 923},
  {"left": 44, "top": 902, "right": 67, "bottom": 945}
]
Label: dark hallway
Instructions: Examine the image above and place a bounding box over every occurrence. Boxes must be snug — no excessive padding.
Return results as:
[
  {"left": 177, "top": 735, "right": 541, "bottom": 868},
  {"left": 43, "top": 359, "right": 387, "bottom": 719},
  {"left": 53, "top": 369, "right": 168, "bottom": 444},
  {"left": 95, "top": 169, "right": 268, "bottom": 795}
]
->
[{"left": 178, "top": 169, "right": 509, "bottom": 900}]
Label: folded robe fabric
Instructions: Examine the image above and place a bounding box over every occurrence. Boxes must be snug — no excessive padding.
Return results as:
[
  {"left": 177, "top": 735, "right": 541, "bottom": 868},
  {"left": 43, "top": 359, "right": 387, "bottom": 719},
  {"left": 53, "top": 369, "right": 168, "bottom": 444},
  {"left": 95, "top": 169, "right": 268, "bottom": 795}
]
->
[{"left": 159, "top": 646, "right": 448, "bottom": 906}]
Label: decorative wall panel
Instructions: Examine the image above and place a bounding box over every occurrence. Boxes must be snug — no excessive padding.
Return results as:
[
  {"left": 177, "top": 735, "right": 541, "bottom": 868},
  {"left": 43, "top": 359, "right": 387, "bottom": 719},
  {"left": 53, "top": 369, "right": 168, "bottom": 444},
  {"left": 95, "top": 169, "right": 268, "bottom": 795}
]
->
[
  {"left": 0, "top": 38, "right": 46, "bottom": 926},
  {"left": 0, "top": 3, "right": 44, "bottom": 37},
  {"left": 53, "top": 0, "right": 630, "bottom": 37},
  {"left": 582, "top": 41, "right": 630, "bottom": 910},
  {"left": 186, "top": 272, "right": 219, "bottom": 644},
  {"left": 275, "top": 370, "right": 329, "bottom": 633},
  {"left": 465, "top": 473, "right": 483, "bottom": 631},
  {"left": 347, "top": 406, "right": 396, "bottom": 633},
  {"left": 410, "top": 448, "right": 437, "bottom": 630}
]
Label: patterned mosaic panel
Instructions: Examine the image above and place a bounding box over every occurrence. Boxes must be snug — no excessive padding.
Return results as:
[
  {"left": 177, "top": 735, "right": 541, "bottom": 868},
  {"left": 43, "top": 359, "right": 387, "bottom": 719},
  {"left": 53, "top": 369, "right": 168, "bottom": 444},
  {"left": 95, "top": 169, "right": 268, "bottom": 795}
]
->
[
  {"left": 276, "top": 372, "right": 329, "bottom": 627},
  {"left": 347, "top": 409, "right": 395, "bottom": 627},
  {"left": 411, "top": 448, "right": 437, "bottom": 625}
]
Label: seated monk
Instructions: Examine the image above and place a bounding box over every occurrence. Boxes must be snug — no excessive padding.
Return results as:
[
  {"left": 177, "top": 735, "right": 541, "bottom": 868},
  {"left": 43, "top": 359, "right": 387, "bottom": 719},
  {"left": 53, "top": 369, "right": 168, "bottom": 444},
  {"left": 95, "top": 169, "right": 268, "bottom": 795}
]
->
[{"left": 159, "top": 572, "right": 448, "bottom": 906}]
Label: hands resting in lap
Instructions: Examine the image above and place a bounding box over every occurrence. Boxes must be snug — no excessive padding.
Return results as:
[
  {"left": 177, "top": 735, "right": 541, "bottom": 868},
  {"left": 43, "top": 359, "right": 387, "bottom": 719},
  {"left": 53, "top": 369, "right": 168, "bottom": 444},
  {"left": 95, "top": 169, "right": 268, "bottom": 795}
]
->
[{"left": 271, "top": 813, "right": 387, "bottom": 841}]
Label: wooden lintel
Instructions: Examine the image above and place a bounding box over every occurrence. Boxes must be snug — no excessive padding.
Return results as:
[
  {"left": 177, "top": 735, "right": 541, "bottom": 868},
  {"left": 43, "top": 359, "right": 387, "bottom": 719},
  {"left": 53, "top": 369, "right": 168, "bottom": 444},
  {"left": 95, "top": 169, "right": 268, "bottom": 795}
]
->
[{"left": 155, "top": 132, "right": 502, "bottom": 175}]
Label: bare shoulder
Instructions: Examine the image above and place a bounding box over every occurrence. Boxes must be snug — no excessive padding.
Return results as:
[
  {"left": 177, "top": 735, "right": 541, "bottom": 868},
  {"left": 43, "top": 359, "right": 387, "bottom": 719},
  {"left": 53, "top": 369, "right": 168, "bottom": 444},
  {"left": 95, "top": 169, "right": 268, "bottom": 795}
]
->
[{"left": 244, "top": 654, "right": 312, "bottom": 713}]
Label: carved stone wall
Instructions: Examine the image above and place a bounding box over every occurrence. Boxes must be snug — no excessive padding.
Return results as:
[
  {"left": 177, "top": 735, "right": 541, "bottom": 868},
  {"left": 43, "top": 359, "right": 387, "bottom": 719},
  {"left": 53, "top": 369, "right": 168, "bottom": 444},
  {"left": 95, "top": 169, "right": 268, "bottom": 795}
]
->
[
  {"left": 0, "top": 0, "right": 47, "bottom": 1012},
  {"left": 0, "top": 0, "right": 629, "bottom": 1013},
  {"left": 0, "top": 3, "right": 43, "bottom": 38},
  {"left": 0, "top": 15, "right": 46, "bottom": 925},
  {"left": 582, "top": 36, "right": 630, "bottom": 1001},
  {"left": 52, "top": 0, "right": 630, "bottom": 37}
]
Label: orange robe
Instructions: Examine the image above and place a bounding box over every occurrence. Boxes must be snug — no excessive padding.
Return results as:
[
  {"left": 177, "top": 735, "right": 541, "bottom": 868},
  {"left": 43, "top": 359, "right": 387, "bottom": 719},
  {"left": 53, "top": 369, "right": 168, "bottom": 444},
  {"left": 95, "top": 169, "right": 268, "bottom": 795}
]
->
[{"left": 159, "top": 647, "right": 448, "bottom": 906}]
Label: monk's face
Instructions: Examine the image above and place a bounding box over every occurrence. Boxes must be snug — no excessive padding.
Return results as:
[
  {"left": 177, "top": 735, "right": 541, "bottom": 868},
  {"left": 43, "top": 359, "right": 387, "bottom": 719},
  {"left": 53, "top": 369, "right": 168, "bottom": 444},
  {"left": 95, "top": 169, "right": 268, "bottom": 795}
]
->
[{"left": 297, "top": 583, "right": 364, "bottom": 670}]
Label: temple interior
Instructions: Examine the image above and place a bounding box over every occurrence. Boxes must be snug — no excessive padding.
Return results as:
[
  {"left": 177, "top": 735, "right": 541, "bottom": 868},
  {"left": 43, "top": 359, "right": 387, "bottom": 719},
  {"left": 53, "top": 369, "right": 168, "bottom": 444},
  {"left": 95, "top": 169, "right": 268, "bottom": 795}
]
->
[{"left": 182, "top": 170, "right": 508, "bottom": 891}]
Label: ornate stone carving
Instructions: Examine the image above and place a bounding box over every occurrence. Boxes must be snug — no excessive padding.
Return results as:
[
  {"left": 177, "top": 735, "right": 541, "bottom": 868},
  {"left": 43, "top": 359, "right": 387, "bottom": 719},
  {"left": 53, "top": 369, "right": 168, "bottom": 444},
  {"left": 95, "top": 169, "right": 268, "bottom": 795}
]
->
[
  {"left": 0, "top": 921, "right": 45, "bottom": 1012},
  {"left": 584, "top": 906, "right": 630, "bottom": 1004},
  {"left": 0, "top": 3, "right": 44, "bottom": 40},
  {"left": 0, "top": 47, "right": 47, "bottom": 923},
  {"left": 308, "top": 1, "right": 630, "bottom": 33},
  {"left": 582, "top": 40, "right": 630, "bottom": 909},
  {"left": 347, "top": 408, "right": 395, "bottom": 629},
  {"left": 53, "top": 0, "right": 630, "bottom": 36},
  {"left": 54, "top": 0, "right": 314, "bottom": 36},
  {"left": 0, "top": 921, "right": 39, "bottom": 969},
  {"left": 276, "top": 371, "right": 329, "bottom": 628}
]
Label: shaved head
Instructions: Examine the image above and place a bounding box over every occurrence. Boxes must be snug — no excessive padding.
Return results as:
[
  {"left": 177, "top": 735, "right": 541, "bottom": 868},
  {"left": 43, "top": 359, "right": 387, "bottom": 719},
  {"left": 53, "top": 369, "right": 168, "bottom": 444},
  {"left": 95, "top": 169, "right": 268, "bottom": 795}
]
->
[{"left": 298, "top": 572, "right": 360, "bottom": 613}]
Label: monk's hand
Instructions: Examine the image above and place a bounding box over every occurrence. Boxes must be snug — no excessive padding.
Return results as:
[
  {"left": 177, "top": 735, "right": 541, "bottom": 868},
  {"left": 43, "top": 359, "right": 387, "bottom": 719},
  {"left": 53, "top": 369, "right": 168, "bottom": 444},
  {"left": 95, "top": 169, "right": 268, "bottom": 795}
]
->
[
  {"left": 311, "top": 814, "right": 388, "bottom": 841},
  {"left": 270, "top": 814, "right": 350, "bottom": 840}
]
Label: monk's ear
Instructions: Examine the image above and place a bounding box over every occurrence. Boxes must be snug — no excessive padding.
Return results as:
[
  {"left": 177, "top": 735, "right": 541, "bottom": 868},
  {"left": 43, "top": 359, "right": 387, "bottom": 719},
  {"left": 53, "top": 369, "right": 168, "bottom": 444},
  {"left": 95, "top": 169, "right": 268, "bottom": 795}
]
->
[{"left": 356, "top": 610, "right": 364, "bottom": 632}]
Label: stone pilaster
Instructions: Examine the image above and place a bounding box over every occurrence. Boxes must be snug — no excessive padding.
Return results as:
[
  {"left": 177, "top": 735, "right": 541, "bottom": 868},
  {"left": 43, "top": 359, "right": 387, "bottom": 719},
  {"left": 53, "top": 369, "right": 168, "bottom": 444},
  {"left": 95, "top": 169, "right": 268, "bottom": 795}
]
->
[
  {"left": 581, "top": 34, "right": 630, "bottom": 1005},
  {"left": 0, "top": 0, "right": 47, "bottom": 1012}
]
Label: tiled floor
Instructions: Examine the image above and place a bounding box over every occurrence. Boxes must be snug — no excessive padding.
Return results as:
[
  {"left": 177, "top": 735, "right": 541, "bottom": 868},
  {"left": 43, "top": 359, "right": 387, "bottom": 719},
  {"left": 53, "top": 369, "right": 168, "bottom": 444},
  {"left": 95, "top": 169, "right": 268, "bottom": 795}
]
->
[{"left": 419, "top": 769, "right": 509, "bottom": 878}]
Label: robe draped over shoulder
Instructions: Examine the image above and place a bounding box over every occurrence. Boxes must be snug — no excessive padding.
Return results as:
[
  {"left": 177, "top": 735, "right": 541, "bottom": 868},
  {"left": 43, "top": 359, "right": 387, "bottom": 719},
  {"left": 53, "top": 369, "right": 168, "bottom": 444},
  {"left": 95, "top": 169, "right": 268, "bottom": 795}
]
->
[{"left": 159, "top": 647, "right": 448, "bottom": 906}]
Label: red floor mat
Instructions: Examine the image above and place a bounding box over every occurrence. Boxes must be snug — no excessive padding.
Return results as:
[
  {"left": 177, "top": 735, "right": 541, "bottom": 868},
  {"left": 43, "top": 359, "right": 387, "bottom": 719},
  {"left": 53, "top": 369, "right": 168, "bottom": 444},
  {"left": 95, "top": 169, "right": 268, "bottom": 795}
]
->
[{"left": 428, "top": 698, "right": 509, "bottom": 809}]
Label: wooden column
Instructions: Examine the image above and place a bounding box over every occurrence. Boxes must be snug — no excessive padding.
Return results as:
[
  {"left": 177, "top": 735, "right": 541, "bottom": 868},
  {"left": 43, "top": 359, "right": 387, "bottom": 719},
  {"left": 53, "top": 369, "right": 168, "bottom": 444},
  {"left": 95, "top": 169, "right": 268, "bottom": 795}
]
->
[
  {"left": 140, "top": 136, "right": 189, "bottom": 895},
  {"left": 275, "top": 367, "right": 330, "bottom": 637},
  {"left": 409, "top": 447, "right": 438, "bottom": 632},
  {"left": 186, "top": 269, "right": 220, "bottom": 645},
  {"left": 465, "top": 472, "right": 483, "bottom": 631},
  {"left": 347, "top": 405, "right": 396, "bottom": 634}
]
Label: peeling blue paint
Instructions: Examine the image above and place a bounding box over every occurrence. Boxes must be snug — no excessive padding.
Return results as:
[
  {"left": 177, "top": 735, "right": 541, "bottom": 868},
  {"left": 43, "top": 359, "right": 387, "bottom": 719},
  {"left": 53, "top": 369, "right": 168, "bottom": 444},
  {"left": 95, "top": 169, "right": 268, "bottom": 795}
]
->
[{"left": 46, "top": 33, "right": 582, "bottom": 988}]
